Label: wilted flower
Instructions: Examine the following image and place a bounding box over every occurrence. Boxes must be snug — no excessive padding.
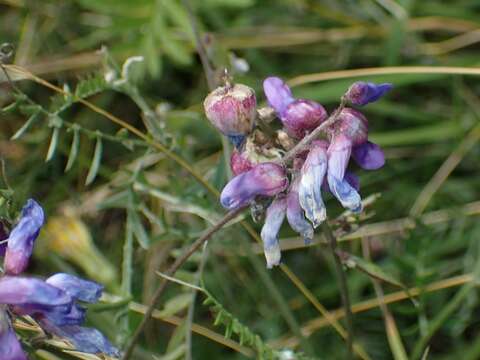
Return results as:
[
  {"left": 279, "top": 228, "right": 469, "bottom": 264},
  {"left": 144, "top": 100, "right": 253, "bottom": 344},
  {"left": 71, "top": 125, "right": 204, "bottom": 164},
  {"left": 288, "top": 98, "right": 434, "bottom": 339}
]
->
[
  {"left": 4, "top": 199, "right": 44, "bottom": 275},
  {"left": 299, "top": 141, "right": 328, "bottom": 227},
  {"left": 204, "top": 83, "right": 257, "bottom": 146},
  {"left": 221, "top": 162, "right": 288, "bottom": 210},
  {"left": 263, "top": 77, "right": 327, "bottom": 139},
  {"left": 261, "top": 196, "right": 286, "bottom": 268},
  {"left": 286, "top": 176, "right": 314, "bottom": 244},
  {"left": 345, "top": 81, "right": 392, "bottom": 106}
]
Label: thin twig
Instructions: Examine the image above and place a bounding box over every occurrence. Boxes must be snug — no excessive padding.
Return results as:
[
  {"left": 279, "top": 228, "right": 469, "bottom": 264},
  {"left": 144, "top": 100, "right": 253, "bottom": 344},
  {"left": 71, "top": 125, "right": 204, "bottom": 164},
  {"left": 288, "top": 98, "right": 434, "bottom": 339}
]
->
[
  {"left": 121, "top": 207, "right": 244, "bottom": 360},
  {"left": 322, "top": 222, "right": 354, "bottom": 359}
]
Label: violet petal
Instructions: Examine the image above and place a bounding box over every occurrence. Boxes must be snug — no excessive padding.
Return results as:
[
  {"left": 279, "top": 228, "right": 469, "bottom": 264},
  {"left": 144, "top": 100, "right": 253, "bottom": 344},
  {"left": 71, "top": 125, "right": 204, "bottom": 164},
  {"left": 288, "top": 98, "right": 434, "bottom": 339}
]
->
[
  {"left": 220, "top": 163, "right": 288, "bottom": 210},
  {"left": 261, "top": 197, "right": 286, "bottom": 268},
  {"left": 46, "top": 273, "right": 103, "bottom": 303},
  {"left": 4, "top": 199, "right": 45, "bottom": 275},
  {"left": 263, "top": 77, "right": 295, "bottom": 115},
  {"left": 0, "top": 311, "right": 27, "bottom": 360},
  {"left": 352, "top": 141, "right": 385, "bottom": 170},
  {"left": 299, "top": 142, "right": 328, "bottom": 228},
  {"left": 287, "top": 177, "right": 314, "bottom": 245}
]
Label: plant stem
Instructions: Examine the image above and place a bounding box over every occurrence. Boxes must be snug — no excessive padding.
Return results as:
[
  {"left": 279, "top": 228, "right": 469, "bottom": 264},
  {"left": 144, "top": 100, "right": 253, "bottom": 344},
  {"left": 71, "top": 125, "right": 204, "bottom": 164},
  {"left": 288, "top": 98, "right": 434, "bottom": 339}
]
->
[
  {"left": 322, "top": 222, "right": 354, "bottom": 360},
  {"left": 121, "top": 207, "right": 244, "bottom": 360}
]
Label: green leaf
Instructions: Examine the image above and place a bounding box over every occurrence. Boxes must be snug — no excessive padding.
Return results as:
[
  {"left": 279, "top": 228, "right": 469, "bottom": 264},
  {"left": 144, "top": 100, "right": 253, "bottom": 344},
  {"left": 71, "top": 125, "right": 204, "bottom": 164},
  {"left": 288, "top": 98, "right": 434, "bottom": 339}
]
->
[
  {"left": 341, "top": 251, "right": 405, "bottom": 288},
  {"left": 65, "top": 125, "right": 80, "bottom": 172},
  {"left": 158, "top": 293, "right": 192, "bottom": 317},
  {"left": 85, "top": 133, "right": 103, "bottom": 185},
  {"left": 128, "top": 207, "right": 150, "bottom": 249},
  {"left": 11, "top": 111, "right": 41, "bottom": 140},
  {"left": 45, "top": 127, "right": 61, "bottom": 162}
]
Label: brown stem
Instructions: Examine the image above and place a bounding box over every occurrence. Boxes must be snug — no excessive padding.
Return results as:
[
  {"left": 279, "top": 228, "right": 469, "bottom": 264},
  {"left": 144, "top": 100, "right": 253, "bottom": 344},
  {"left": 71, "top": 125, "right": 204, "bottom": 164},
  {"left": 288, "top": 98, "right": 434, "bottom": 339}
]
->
[
  {"left": 121, "top": 207, "right": 244, "bottom": 360},
  {"left": 322, "top": 222, "right": 355, "bottom": 360}
]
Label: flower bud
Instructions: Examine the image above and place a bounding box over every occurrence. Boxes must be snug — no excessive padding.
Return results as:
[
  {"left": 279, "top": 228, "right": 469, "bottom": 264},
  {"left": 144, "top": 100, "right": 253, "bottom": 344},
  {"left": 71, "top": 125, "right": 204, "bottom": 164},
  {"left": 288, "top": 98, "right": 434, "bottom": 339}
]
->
[
  {"left": 345, "top": 81, "right": 392, "bottom": 106},
  {"left": 46, "top": 273, "right": 103, "bottom": 303},
  {"left": 220, "top": 163, "right": 288, "bottom": 210},
  {"left": 263, "top": 77, "right": 327, "bottom": 139},
  {"left": 4, "top": 199, "right": 45, "bottom": 275},
  {"left": 282, "top": 99, "right": 327, "bottom": 139},
  {"left": 330, "top": 108, "right": 368, "bottom": 146},
  {"left": 203, "top": 83, "right": 256, "bottom": 137}
]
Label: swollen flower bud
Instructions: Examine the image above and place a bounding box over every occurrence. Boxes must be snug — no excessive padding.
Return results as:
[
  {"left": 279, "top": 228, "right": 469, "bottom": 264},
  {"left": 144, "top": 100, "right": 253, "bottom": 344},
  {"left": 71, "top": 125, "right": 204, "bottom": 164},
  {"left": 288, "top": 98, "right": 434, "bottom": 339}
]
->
[
  {"left": 203, "top": 83, "right": 256, "bottom": 138},
  {"left": 330, "top": 108, "right": 368, "bottom": 146},
  {"left": 4, "top": 199, "right": 45, "bottom": 275},
  {"left": 282, "top": 99, "right": 327, "bottom": 139},
  {"left": 220, "top": 163, "right": 288, "bottom": 210},
  {"left": 345, "top": 81, "right": 392, "bottom": 106}
]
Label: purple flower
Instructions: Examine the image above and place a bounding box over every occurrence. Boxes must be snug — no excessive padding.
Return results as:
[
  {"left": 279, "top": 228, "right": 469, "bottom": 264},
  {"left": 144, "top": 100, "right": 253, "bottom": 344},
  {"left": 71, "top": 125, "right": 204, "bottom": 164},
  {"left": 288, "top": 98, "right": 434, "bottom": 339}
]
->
[
  {"left": 0, "top": 277, "right": 72, "bottom": 312},
  {"left": 327, "top": 134, "right": 362, "bottom": 212},
  {"left": 4, "top": 199, "right": 45, "bottom": 275},
  {"left": 260, "top": 197, "right": 286, "bottom": 268},
  {"left": 230, "top": 149, "right": 255, "bottom": 176},
  {"left": 263, "top": 77, "right": 327, "bottom": 139},
  {"left": 352, "top": 141, "right": 385, "bottom": 170},
  {"left": 299, "top": 141, "right": 328, "bottom": 227},
  {"left": 345, "top": 81, "right": 392, "bottom": 106},
  {"left": 204, "top": 83, "right": 256, "bottom": 138},
  {"left": 0, "top": 310, "right": 27, "bottom": 360},
  {"left": 46, "top": 273, "right": 103, "bottom": 303},
  {"left": 220, "top": 162, "right": 288, "bottom": 210},
  {"left": 287, "top": 177, "right": 314, "bottom": 245}
]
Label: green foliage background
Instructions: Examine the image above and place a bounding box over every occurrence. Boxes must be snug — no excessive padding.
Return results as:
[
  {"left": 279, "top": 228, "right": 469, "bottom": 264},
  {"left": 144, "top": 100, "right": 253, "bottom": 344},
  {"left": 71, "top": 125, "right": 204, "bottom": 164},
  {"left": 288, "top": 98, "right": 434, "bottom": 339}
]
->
[{"left": 1, "top": 0, "right": 480, "bottom": 359}]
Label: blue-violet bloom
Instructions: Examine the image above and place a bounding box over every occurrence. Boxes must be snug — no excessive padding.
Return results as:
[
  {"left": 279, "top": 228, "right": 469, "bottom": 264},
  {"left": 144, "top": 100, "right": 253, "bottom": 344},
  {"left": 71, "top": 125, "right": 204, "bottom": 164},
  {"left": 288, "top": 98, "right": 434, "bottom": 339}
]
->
[
  {"left": 0, "top": 309, "right": 26, "bottom": 360},
  {"left": 220, "top": 162, "right": 288, "bottom": 210},
  {"left": 4, "top": 199, "right": 44, "bottom": 275},
  {"left": 287, "top": 176, "right": 314, "bottom": 245},
  {"left": 345, "top": 81, "right": 392, "bottom": 106}
]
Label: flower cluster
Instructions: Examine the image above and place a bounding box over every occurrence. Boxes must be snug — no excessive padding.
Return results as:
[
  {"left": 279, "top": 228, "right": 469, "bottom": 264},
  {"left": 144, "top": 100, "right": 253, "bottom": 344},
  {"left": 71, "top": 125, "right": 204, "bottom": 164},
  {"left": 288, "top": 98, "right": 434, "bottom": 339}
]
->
[
  {"left": 0, "top": 199, "right": 119, "bottom": 359},
  {"left": 204, "top": 76, "right": 391, "bottom": 268}
]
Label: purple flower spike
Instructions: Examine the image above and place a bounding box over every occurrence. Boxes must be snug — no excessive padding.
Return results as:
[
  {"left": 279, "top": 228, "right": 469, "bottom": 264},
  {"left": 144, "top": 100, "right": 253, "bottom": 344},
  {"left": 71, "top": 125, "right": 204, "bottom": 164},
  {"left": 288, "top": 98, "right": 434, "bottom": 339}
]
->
[
  {"left": 287, "top": 177, "right": 314, "bottom": 245},
  {"left": 327, "top": 135, "right": 362, "bottom": 212},
  {"left": 220, "top": 163, "right": 288, "bottom": 210},
  {"left": 204, "top": 83, "right": 256, "bottom": 137},
  {"left": 263, "top": 76, "right": 295, "bottom": 114},
  {"left": 0, "top": 311, "right": 27, "bottom": 360},
  {"left": 40, "top": 322, "right": 120, "bottom": 357},
  {"left": 352, "top": 141, "right": 385, "bottom": 170},
  {"left": 264, "top": 77, "right": 327, "bottom": 139},
  {"left": 4, "top": 199, "right": 45, "bottom": 275},
  {"left": 299, "top": 141, "right": 328, "bottom": 227},
  {"left": 46, "top": 273, "right": 103, "bottom": 303},
  {"left": 346, "top": 81, "right": 392, "bottom": 106},
  {"left": 261, "top": 197, "right": 286, "bottom": 268}
]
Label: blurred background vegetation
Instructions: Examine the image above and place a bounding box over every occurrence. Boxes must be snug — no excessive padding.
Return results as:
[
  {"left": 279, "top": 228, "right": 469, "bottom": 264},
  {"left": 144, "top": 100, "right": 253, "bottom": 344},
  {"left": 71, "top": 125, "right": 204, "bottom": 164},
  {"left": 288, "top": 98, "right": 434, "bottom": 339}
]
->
[{"left": 1, "top": 0, "right": 480, "bottom": 359}]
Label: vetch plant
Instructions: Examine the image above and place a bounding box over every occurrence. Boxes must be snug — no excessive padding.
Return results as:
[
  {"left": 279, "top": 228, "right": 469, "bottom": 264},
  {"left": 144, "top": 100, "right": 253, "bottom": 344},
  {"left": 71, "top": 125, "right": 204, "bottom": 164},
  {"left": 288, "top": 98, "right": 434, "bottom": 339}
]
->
[{"left": 207, "top": 76, "right": 391, "bottom": 268}]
